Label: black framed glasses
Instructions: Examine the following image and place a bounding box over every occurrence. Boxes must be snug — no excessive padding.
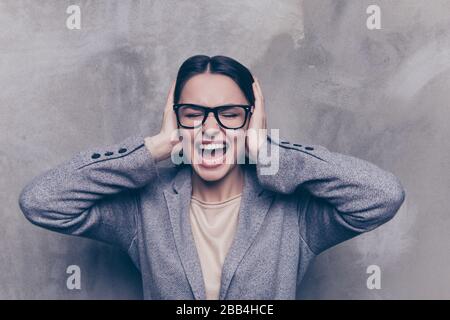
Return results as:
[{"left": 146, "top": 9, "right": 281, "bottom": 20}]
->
[{"left": 173, "top": 103, "right": 253, "bottom": 129}]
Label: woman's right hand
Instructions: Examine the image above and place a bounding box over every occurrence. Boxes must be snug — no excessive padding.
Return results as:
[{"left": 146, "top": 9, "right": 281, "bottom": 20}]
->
[{"left": 144, "top": 80, "right": 182, "bottom": 162}]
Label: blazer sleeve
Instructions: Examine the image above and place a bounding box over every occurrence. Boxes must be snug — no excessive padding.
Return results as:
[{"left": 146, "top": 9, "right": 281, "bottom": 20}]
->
[
  {"left": 18, "top": 134, "right": 158, "bottom": 252},
  {"left": 256, "top": 135, "right": 406, "bottom": 255}
]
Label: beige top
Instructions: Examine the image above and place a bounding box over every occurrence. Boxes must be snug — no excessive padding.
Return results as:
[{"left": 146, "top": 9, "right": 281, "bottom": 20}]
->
[{"left": 189, "top": 192, "right": 242, "bottom": 300}]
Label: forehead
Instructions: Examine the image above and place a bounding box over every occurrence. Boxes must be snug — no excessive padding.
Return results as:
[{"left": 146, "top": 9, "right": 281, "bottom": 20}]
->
[{"left": 179, "top": 73, "right": 248, "bottom": 106}]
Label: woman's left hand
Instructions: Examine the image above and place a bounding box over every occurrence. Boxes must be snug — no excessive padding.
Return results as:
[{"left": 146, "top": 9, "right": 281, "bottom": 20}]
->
[{"left": 246, "top": 77, "right": 268, "bottom": 163}]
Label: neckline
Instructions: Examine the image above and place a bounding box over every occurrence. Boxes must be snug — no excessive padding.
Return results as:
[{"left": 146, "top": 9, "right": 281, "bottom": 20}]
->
[{"left": 191, "top": 192, "right": 243, "bottom": 207}]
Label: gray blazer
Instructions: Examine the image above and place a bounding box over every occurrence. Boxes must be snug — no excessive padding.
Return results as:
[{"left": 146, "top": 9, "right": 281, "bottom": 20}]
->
[{"left": 18, "top": 134, "right": 405, "bottom": 299}]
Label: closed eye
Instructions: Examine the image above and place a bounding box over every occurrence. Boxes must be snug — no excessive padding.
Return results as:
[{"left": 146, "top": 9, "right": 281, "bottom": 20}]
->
[
  {"left": 221, "top": 113, "right": 239, "bottom": 118},
  {"left": 185, "top": 113, "right": 203, "bottom": 118}
]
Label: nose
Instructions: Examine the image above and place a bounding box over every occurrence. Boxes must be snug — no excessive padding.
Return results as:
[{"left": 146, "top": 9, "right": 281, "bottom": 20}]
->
[
  {"left": 202, "top": 113, "right": 221, "bottom": 138},
  {"left": 203, "top": 113, "right": 220, "bottom": 130}
]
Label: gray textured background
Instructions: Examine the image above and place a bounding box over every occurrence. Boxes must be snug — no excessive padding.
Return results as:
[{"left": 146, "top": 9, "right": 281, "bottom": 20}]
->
[{"left": 2, "top": 0, "right": 450, "bottom": 299}]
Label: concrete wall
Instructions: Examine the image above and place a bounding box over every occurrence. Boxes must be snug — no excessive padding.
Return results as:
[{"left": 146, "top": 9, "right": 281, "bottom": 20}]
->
[{"left": 2, "top": 0, "right": 449, "bottom": 299}]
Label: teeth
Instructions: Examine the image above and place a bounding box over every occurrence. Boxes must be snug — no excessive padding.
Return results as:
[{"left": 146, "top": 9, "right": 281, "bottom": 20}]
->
[{"left": 199, "top": 143, "right": 226, "bottom": 150}]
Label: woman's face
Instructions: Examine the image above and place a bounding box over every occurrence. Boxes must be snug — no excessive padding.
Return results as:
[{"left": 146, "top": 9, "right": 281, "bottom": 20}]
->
[{"left": 178, "top": 73, "right": 250, "bottom": 182}]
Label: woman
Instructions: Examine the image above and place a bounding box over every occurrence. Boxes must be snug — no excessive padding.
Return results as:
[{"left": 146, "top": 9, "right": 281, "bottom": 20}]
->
[{"left": 18, "top": 55, "right": 405, "bottom": 300}]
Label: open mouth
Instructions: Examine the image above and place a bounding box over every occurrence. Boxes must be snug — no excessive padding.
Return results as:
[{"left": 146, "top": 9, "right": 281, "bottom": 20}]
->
[{"left": 196, "top": 142, "right": 229, "bottom": 167}]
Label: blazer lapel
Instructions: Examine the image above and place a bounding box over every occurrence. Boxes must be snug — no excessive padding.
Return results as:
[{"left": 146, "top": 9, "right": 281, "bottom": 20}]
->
[
  {"left": 218, "top": 165, "right": 275, "bottom": 300},
  {"left": 163, "top": 165, "right": 207, "bottom": 300},
  {"left": 163, "top": 164, "right": 275, "bottom": 301}
]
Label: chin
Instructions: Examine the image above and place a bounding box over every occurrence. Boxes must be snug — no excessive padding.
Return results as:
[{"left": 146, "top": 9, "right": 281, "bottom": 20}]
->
[{"left": 192, "top": 162, "right": 234, "bottom": 182}]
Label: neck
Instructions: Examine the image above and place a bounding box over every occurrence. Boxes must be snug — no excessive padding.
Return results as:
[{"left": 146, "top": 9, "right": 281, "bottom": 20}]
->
[{"left": 191, "top": 165, "right": 244, "bottom": 203}]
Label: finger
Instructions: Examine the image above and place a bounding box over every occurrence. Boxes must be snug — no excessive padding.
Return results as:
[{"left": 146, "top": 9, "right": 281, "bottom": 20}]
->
[
  {"left": 253, "top": 80, "right": 263, "bottom": 104},
  {"left": 165, "top": 80, "right": 177, "bottom": 111},
  {"left": 252, "top": 81, "right": 265, "bottom": 115},
  {"left": 252, "top": 77, "right": 259, "bottom": 97},
  {"left": 252, "top": 82, "right": 261, "bottom": 110},
  {"left": 254, "top": 78, "right": 264, "bottom": 102},
  {"left": 161, "top": 81, "right": 178, "bottom": 132},
  {"left": 255, "top": 83, "right": 266, "bottom": 117}
]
